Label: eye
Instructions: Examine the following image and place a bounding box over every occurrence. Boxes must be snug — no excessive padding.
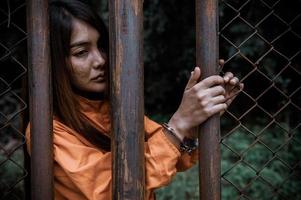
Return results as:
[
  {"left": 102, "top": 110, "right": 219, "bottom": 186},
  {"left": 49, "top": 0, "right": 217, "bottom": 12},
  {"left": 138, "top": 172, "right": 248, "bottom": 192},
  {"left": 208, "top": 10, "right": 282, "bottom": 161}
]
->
[{"left": 73, "top": 50, "right": 88, "bottom": 57}]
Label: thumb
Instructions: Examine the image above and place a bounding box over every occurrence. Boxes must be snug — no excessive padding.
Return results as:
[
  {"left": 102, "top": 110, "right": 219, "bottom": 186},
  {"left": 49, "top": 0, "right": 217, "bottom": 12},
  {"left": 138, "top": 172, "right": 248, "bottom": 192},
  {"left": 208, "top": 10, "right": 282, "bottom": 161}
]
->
[{"left": 185, "top": 67, "right": 201, "bottom": 90}]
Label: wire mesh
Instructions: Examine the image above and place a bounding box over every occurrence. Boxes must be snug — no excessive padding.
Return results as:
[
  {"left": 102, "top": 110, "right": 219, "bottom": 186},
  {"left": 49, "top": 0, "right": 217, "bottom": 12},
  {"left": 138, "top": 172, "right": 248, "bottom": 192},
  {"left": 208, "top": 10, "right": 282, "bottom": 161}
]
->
[
  {"left": 0, "top": 0, "right": 300, "bottom": 199},
  {"left": 219, "top": 0, "right": 301, "bottom": 199},
  {"left": 0, "top": 0, "right": 27, "bottom": 199}
]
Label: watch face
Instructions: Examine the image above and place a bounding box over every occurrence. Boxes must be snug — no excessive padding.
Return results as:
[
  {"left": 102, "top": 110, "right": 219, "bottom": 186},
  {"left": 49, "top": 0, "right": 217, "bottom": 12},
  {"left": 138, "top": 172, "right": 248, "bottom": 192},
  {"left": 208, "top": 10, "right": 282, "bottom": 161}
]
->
[
  {"left": 181, "top": 137, "right": 198, "bottom": 153},
  {"left": 183, "top": 137, "right": 198, "bottom": 146}
]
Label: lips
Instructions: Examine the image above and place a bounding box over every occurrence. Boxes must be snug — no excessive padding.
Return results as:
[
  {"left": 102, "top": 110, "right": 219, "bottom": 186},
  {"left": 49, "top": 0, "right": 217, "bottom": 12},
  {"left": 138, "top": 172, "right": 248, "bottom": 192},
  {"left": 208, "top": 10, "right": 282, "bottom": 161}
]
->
[{"left": 91, "top": 74, "right": 105, "bottom": 82}]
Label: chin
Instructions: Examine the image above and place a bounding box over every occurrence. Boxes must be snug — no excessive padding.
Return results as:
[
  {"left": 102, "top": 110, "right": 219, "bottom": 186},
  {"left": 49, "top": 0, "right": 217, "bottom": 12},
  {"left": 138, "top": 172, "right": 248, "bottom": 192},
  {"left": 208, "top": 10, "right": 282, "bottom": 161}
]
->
[{"left": 94, "top": 83, "right": 107, "bottom": 93}]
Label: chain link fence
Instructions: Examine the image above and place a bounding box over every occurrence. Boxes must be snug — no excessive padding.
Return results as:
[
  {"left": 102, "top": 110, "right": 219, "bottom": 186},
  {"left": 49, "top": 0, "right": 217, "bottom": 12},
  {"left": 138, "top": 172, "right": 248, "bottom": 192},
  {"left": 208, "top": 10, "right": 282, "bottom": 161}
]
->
[
  {"left": 0, "top": 0, "right": 27, "bottom": 199},
  {"left": 219, "top": 0, "right": 300, "bottom": 199},
  {"left": 0, "top": 0, "right": 300, "bottom": 199}
]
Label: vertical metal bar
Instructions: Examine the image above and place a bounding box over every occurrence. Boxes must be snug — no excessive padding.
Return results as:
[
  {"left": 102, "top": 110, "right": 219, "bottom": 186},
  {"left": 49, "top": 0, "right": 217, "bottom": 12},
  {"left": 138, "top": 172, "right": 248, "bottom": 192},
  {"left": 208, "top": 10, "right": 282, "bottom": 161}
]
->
[
  {"left": 109, "top": 0, "right": 145, "bottom": 200},
  {"left": 27, "top": 0, "right": 53, "bottom": 199},
  {"left": 196, "top": 0, "right": 220, "bottom": 200}
]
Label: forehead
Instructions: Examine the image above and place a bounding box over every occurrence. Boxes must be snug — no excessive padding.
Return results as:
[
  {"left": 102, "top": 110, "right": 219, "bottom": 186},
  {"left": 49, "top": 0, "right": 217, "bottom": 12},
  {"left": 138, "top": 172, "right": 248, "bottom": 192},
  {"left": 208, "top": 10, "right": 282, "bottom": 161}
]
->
[{"left": 70, "top": 19, "right": 99, "bottom": 44}]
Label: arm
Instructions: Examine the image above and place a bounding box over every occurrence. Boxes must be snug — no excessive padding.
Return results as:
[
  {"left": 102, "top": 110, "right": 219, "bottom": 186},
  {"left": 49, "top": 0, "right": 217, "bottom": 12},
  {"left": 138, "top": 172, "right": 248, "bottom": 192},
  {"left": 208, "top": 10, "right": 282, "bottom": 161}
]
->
[
  {"left": 144, "top": 62, "right": 244, "bottom": 171},
  {"left": 161, "top": 64, "right": 243, "bottom": 171},
  {"left": 49, "top": 120, "right": 182, "bottom": 199},
  {"left": 167, "top": 65, "right": 243, "bottom": 143}
]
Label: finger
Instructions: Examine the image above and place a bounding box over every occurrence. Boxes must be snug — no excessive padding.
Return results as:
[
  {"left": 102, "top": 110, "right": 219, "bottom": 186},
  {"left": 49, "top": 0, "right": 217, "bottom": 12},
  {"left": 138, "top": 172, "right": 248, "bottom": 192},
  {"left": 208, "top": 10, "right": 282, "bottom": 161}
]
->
[
  {"left": 225, "top": 77, "right": 240, "bottom": 95},
  {"left": 205, "top": 85, "right": 226, "bottom": 97},
  {"left": 229, "top": 77, "right": 239, "bottom": 86},
  {"left": 196, "top": 75, "right": 224, "bottom": 89},
  {"left": 239, "top": 83, "right": 244, "bottom": 90},
  {"left": 219, "top": 59, "right": 225, "bottom": 67},
  {"left": 210, "top": 95, "right": 226, "bottom": 105},
  {"left": 225, "top": 83, "right": 244, "bottom": 103},
  {"left": 223, "top": 72, "right": 234, "bottom": 83},
  {"left": 222, "top": 83, "right": 244, "bottom": 115},
  {"left": 224, "top": 92, "right": 238, "bottom": 108},
  {"left": 206, "top": 103, "right": 227, "bottom": 117},
  {"left": 185, "top": 67, "right": 201, "bottom": 90}
]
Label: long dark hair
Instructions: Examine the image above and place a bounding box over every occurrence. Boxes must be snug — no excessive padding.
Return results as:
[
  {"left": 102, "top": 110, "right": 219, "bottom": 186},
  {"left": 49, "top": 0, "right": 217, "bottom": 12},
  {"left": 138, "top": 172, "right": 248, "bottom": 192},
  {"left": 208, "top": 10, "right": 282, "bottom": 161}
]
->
[{"left": 49, "top": 0, "right": 111, "bottom": 151}]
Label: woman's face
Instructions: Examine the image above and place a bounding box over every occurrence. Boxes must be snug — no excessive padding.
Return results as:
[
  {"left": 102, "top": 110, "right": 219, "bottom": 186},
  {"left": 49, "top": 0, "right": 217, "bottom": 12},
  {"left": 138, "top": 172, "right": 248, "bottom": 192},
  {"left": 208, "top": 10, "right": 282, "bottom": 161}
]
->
[{"left": 68, "top": 18, "right": 107, "bottom": 93}]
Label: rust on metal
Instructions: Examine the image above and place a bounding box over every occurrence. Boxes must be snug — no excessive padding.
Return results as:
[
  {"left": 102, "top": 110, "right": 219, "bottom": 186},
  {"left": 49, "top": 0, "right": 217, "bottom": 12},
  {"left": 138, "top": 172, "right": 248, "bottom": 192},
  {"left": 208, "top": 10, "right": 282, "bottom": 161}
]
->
[
  {"left": 131, "top": 0, "right": 140, "bottom": 16},
  {"left": 26, "top": 0, "right": 53, "bottom": 199},
  {"left": 109, "top": 0, "right": 145, "bottom": 199},
  {"left": 196, "top": 0, "right": 221, "bottom": 200}
]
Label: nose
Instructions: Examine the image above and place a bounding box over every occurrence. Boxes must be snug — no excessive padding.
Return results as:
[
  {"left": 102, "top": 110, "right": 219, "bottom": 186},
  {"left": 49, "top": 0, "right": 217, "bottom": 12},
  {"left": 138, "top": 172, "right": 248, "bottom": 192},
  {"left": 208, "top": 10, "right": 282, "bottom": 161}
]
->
[{"left": 92, "top": 48, "right": 106, "bottom": 69}]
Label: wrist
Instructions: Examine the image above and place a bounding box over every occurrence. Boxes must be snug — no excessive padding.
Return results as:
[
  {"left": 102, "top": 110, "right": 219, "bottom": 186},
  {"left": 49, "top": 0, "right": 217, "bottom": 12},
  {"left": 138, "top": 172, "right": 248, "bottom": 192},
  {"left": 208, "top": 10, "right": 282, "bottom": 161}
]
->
[
  {"left": 168, "top": 114, "right": 189, "bottom": 139},
  {"left": 162, "top": 123, "right": 198, "bottom": 154},
  {"left": 162, "top": 128, "right": 181, "bottom": 150},
  {"left": 162, "top": 123, "right": 184, "bottom": 142}
]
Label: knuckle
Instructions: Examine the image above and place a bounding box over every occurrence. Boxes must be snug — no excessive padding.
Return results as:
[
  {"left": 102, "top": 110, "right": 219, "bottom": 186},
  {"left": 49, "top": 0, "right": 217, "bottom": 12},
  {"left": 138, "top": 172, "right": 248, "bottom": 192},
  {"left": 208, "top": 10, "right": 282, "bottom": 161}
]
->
[
  {"left": 209, "top": 75, "right": 218, "bottom": 81},
  {"left": 204, "top": 108, "right": 212, "bottom": 116},
  {"left": 214, "top": 75, "right": 223, "bottom": 80},
  {"left": 218, "top": 95, "right": 225, "bottom": 101},
  {"left": 203, "top": 77, "right": 211, "bottom": 84},
  {"left": 200, "top": 100, "right": 207, "bottom": 107},
  {"left": 208, "top": 76, "right": 223, "bottom": 84},
  {"left": 232, "top": 77, "right": 239, "bottom": 83},
  {"left": 218, "top": 86, "right": 225, "bottom": 93},
  {"left": 217, "top": 85, "right": 223, "bottom": 91},
  {"left": 226, "top": 72, "right": 234, "bottom": 77},
  {"left": 197, "top": 93, "right": 205, "bottom": 101},
  {"left": 223, "top": 103, "right": 227, "bottom": 110},
  {"left": 191, "top": 86, "right": 198, "bottom": 93},
  {"left": 218, "top": 75, "right": 224, "bottom": 81}
]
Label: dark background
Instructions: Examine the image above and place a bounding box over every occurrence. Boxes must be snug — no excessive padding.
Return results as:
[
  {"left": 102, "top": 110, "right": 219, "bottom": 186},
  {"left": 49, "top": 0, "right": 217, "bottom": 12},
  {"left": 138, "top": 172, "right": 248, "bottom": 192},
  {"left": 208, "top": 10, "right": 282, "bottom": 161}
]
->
[{"left": 0, "top": 0, "right": 300, "bottom": 199}]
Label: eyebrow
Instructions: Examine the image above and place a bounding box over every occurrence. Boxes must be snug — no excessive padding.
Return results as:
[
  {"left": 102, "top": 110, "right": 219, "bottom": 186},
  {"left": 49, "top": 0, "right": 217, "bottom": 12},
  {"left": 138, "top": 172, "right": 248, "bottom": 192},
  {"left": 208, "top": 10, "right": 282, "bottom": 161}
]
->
[{"left": 70, "top": 41, "right": 91, "bottom": 48}]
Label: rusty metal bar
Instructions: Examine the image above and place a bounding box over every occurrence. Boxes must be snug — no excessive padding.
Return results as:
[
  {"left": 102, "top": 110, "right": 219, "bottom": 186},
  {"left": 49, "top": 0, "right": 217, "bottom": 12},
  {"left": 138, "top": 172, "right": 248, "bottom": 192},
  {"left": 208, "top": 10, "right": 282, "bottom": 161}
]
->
[
  {"left": 27, "top": 0, "right": 53, "bottom": 199},
  {"left": 109, "top": 1, "right": 145, "bottom": 200},
  {"left": 196, "top": 0, "right": 220, "bottom": 200}
]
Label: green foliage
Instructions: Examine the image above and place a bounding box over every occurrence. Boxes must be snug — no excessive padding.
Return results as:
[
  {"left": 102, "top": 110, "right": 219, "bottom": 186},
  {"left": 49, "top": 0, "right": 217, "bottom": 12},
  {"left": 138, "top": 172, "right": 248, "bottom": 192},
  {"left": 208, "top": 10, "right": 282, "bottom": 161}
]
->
[
  {"left": 1, "top": 0, "right": 299, "bottom": 199},
  {"left": 155, "top": 124, "right": 301, "bottom": 200},
  {"left": 90, "top": 0, "right": 301, "bottom": 199},
  {"left": 221, "top": 125, "right": 301, "bottom": 200},
  {"left": 0, "top": 149, "right": 25, "bottom": 199},
  {"left": 155, "top": 165, "right": 199, "bottom": 200}
]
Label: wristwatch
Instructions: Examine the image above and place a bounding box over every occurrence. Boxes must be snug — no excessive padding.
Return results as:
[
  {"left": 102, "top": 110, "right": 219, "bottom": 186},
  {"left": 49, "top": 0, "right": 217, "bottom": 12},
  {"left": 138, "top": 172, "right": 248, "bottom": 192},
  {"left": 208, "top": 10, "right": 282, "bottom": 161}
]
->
[
  {"left": 162, "top": 123, "right": 198, "bottom": 154},
  {"left": 180, "top": 137, "right": 199, "bottom": 154}
]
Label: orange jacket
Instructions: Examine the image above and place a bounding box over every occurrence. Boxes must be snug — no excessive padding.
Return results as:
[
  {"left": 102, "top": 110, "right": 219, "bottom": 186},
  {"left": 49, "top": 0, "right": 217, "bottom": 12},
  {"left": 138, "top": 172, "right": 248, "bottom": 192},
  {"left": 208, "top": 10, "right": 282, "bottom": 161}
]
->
[{"left": 26, "top": 96, "right": 198, "bottom": 200}]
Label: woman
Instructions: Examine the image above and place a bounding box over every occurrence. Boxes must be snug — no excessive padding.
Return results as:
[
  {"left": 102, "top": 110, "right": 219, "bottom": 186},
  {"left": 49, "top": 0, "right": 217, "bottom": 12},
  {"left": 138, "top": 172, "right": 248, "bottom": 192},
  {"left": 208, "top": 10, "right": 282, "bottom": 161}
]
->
[{"left": 26, "top": 0, "right": 243, "bottom": 199}]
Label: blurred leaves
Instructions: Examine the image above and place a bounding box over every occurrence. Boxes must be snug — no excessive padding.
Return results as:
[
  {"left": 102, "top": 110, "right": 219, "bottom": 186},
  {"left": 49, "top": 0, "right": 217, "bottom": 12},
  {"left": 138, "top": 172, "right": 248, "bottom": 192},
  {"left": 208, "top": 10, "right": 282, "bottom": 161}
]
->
[{"left": 0, "top": 0, "right": 299, "bottom": 199}]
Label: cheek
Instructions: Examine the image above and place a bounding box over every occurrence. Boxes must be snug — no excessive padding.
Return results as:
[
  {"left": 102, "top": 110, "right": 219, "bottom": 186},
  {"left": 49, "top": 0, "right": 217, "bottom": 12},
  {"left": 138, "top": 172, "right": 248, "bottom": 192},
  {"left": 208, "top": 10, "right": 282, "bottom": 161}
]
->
[{"left": 70, "top": 58, "right": 91, "bottom": 82}]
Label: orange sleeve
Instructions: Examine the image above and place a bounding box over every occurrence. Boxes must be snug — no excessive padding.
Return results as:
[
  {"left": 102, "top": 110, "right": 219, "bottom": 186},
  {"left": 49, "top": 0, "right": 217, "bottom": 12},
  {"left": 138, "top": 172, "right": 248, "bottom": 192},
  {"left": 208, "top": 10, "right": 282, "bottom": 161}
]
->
[
  {"left": 144, "top": 116, "right": 198, "bottom": 172},
  {"left": 25, "top": 117, "right": 198, "bottom": 199},
  {"left": 27, "top": 119, "right": 185, "bottom": 199},
  {"left": 175, "top": 150, "right": 198, "bottom": 171}
]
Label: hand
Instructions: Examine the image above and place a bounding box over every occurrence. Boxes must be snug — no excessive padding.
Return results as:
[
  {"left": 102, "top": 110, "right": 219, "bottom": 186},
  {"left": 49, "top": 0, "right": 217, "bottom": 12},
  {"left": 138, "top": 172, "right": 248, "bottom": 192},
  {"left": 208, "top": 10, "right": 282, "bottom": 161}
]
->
[
  {"left": 168, "top": 66, "right": 228, "bottom": 139},
  {"left": 219, "top": 59, "right": 244, "bottom": 115}
]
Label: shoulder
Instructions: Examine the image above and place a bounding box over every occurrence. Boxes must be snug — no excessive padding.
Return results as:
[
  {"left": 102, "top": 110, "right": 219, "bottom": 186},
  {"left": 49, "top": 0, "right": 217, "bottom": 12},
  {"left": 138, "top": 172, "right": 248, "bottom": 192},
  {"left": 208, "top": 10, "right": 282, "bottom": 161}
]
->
[
  {"left": 144, "top": 115, "right": 163, "bottom": 137},
  {"left": 25, "top": 119, "right": 68, "bottom": 140},
  {"left": 26, "top": 119, "right": 86, "bottom": 145},
  {"left": 144, "top": 116, "right": 160, "bottom": 127},
  {"left": 52, "top": 119, "right": 94, "bottom": 147}
]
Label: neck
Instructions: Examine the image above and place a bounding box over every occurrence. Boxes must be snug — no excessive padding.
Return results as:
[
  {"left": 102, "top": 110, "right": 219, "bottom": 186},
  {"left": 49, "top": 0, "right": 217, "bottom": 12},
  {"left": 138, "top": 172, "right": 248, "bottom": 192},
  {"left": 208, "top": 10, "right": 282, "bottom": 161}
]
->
[{"left": 72, "top": 87, "right": 105, "bottom": 101}]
